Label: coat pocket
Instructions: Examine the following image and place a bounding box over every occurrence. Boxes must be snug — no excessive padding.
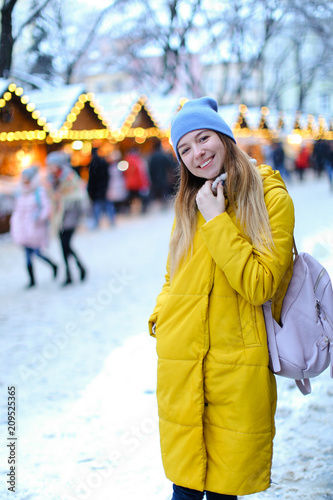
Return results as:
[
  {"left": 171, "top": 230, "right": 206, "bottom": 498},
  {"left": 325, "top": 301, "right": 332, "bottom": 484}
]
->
[{"left": 238, "top": 298, "right": 262, "bottom": 348}]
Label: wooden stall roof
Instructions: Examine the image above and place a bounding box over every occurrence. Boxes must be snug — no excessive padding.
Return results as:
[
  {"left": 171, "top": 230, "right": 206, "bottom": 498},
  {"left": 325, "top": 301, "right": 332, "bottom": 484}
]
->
[
  {"left": 29, "top": 84, "right": 109, "bottom": 144},
  {"left": 0, "top": 80, "right": 47, "bottom": 142},
  {"left": 94, "top": 92, "right": 169, "bottom": 142}
]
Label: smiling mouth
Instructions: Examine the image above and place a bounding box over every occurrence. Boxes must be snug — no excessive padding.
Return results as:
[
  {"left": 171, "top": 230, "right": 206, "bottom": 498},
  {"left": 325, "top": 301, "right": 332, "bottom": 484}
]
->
[{"left": 198, "top": 156, "right": 214, "bottom": 169}]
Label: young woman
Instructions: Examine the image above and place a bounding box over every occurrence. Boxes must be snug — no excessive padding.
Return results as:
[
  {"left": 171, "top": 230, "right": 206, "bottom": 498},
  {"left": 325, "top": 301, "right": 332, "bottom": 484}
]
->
[
  {"left": 46, "top": 151, "right": 87, "bottom": 287},
  {"left": 149, "top": 97, "right": 295, "bottom": 500},
  {"left": 10, "top": 165, "right": 58, "bottom": 288}
]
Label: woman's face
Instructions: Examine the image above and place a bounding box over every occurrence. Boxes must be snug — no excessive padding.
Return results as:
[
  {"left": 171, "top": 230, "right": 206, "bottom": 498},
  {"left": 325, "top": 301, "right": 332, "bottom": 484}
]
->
[{"left": 177, "top": 129, "right": 226, "bottom": 180}]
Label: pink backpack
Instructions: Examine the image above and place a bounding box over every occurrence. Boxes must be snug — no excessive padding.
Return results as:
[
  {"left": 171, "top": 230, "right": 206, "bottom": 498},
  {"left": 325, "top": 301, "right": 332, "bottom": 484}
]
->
[{"left": 263, "top": 250, "right": 333, "bottom": 395}]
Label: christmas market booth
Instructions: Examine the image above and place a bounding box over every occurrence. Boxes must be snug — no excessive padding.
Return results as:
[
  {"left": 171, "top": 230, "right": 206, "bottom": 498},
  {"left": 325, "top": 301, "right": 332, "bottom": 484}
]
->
[
  {"left": 94, "top": 92, "right": 169, "bottom": 159},
  {"left": 0, "top": 79, "right": 49, "bottom": 177},
  {"left": 0, "top": 79, "right": 51, "bottom": 232},
  {"left": 29, "top": 84, "right": 110, "bottom": 179}
]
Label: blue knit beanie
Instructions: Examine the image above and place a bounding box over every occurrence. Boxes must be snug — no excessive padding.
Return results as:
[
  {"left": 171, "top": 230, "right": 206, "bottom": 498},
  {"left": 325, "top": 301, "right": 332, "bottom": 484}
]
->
[{"left": 170, "top": 97, "right": 236, "bottom": 161}]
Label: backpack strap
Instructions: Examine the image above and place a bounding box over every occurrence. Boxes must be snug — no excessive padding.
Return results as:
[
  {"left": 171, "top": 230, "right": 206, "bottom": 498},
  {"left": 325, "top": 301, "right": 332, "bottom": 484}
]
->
[
  {"left": 262, "top": 301, "right": 281, "bottom": 373},
  {"left": 293, "top": 237, "right": 298, "bottom": 258},
  {"left": 295, "top": 379, "right": 312, "bottom": 395}
]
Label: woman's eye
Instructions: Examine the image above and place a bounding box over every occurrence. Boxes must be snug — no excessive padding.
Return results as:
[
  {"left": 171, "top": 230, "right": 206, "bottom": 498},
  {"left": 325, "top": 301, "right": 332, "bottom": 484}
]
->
[
  {"left": 199, "top": 135, "right": 209, "bottom": 142},
  {"left": 180, "top": 148, "right": 189, "bottom": 155}
]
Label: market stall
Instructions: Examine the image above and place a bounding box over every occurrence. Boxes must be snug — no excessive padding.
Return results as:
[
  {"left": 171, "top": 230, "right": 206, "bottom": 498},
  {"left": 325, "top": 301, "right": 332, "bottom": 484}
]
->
[{"left": 0, "top": 80, "right": 48, "bottom": 177}]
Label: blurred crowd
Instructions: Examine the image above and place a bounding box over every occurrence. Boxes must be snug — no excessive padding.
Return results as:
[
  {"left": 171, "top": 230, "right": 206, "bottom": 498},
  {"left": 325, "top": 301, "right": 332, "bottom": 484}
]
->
[
  {"left": 262, "top": 138, "right": 333, "bottom": 187},
  {"left": 4, "top": 137, "right": 333, "bottom": 289},
  {"left": 85, "top": 142, "right": 178, "bottom": 226},
  {"left": 7, "top": 143, "right": 178, "bottom": 289}
]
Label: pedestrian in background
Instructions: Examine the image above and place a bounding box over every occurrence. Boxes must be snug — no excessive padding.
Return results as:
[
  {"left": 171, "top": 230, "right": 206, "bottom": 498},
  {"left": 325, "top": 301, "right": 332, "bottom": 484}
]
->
[
  {"left": 87, "top": 147, "right": 115, "bottom": 227},
  {"left": 10, "top": 165, "right": 58, "bottom": 288},
  {"left": 324, "top": 140, "right": 333, "bottom": 191},
  {"left": 148, "top": 141, "right": 172, "bottom": 207},
  {"left": 272, "top": 141, "right": 290, "bottom": 181},
  {"left": 46, "top": 151, "right": 87, "bottom": 287},
  {"left": 295, "top": 143, "right": 310, "bottom": 181},
  {"left": 312, "top": 138, "right": 329, "bottom": 177},
  {"left": 149, "top": 97, "right": 294, "bottom": 500},
  {"left": 123, "top": 147, "right": 150, "bottom": 213},
  {"left": 106, "top": 149, "right": 128, "bottom": 214}
]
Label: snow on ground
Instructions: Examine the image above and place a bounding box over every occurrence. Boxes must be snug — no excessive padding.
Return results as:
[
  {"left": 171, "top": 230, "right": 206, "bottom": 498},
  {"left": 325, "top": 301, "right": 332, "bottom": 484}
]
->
[{"left": 0, "top": 172, "right": 333, "bottom": 500}]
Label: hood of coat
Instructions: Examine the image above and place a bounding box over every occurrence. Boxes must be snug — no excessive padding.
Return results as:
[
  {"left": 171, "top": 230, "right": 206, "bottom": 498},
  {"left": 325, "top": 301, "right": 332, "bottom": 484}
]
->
[{"left": 258, "top": 164, "right": 288, "bottom": 196}]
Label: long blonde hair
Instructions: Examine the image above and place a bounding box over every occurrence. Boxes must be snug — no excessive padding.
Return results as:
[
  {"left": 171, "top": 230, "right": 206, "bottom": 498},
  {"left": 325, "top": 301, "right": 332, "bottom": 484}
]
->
[{"left": 169, "top": 133, "right": 272, "bottom": 278}]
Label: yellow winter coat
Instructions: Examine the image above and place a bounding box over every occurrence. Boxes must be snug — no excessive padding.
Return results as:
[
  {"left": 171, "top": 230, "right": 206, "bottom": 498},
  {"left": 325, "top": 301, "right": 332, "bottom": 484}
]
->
[{"left": 149, "top": 166, "right": 295, "bottom": 496}]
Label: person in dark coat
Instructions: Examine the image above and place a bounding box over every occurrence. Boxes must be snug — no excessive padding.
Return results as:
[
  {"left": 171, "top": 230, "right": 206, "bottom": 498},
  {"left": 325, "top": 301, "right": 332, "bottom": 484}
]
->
[
  {"left": 272, "top": 141, "right": 289, "bottom": 181},
  {"left": 325, "top": 140, "right": 333, "bottom": 191},
  {"left": 87, "top": 148, "right": 115, "bottom": 227},
  {"left": 312, "top": 139, "right": 329, "bottom": 177},
  {"left": 148, "top": 142, "right": 173, "bottom": 206}
]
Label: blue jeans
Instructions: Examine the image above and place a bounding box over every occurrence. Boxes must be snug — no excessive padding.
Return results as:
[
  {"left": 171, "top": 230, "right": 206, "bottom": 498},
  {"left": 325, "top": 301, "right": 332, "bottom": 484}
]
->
[
  {"left": 92, "top": 199, "right": 115, "bottom": 226},
  {"left": 25, "top": 247, "right": 51, "bottom": 266},
  {"left": 172, "top": 484, "right": 237, "bottom": 500}
]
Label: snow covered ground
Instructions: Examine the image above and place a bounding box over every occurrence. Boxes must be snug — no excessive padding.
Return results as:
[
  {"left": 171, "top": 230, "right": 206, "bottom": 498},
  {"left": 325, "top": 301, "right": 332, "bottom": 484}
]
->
[{"left": 0, "top": 172, "right": 333, "bottom": 500}]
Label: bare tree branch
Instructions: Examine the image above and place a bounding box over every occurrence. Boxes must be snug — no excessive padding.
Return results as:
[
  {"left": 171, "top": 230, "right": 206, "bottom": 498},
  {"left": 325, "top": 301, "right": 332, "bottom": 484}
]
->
[{"left": 14, "top": 0, "right": 53, "bottom": 42}]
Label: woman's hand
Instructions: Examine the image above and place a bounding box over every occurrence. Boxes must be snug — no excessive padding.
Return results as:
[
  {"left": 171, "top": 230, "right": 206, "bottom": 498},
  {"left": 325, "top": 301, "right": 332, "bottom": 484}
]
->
[{"left": 196, "top": 180, "right": 225, "bottom": 221}]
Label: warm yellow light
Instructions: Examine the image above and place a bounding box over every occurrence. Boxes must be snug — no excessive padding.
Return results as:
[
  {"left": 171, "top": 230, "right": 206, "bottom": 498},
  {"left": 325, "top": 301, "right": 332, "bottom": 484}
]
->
[
  {"left": 134, "top": 127, "right": 144, "bottom": 137},
  {"left": 26, "top": 103, "right": 35, "bottom": 112},
  {"left": 37, "top": 117, "right": 46, "bottom": 126},
  {"left": 32, "top": 110, "right": 40, "bottom": 119},
  {"left": 15, "top": 87, "right": 23, "bottom": 96},
  {"left": 239, "top": 104, "right": 248, "bottom": 113},
  {"left": 8, "top": 83, "right": 16, "bottom": 92},
  {"left": 0, "top": 99, "right": 5, "bottom": 108},
  {"left": 87, "top": 92, "right": 95, "bottom": 101},
  {"left": 21, "top": 154, "right": 32, "bottom": 168},
  {"left": 21, "top": 131, "right": 27, "bottom": 140},
  {"left": 78, "top": 94, "right": 88, "bottom": 103},
  {"left": 287, "top": 133, "right": 302, "bottom": 145},
  {"left": 21, "top": 95, "right": 29, "bottom": 104},
  {"left": 76, "top": 101, "right": 85, "bottom": 109},
  {"left": 179, "top": 97, "right": 188, "bottom": 107},
  {"left": 27, "top": 131, "right": 34, "bottom": 141},
  {"left": 261, "top": 106, "right": 269, "bottom": 116},
  {"left": 135, "top": 136, "right": 146, "bottom": 144},
  {"left": 72, "top": 140, "right": 83, "bottom": 150},
  {"left": 4, "top": 92, "right": 12, "bottom": 101},
  {"left": 14, "top": 132, "right": 21, "bottom": 140},
  {"left": 37, "top": 131, "right": 46, "bottom": 140},
  {"left": 0, "top": 132, "right": 7, "bottom": 141},
  {"left": 67, "top": 113, "right": 77, "bottom": 122},
  {"left": 7, "top": 132, "right": 14, "bottom": 141}
]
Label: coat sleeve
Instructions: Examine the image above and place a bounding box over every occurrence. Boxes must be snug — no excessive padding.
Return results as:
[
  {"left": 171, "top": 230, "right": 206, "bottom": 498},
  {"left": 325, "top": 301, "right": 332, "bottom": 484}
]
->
[
  {"left": 148, "top": 219, "right": 175, "bottom": 337},
  {"left": 37, "top": 187, "right": 52, "bottom": 222},
  {"left": 148, "top": 265, "right": 170, "bottom": 337},
  {"left": 199, "top": 188, "right": 295, "bottom": 306}
]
